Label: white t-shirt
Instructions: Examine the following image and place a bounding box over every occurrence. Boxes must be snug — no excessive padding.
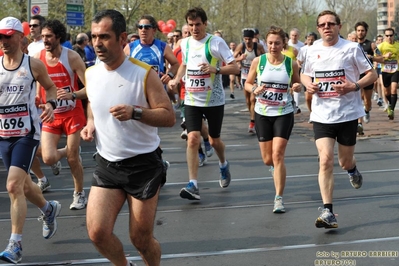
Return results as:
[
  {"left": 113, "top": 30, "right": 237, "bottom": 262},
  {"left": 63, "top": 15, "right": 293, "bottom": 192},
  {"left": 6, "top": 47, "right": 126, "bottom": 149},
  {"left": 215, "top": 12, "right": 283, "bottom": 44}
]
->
[
  {"left": 28, "top": 40, "right": 44, "bottom": 56},
  {"left": 302, "top": 38, "right": 373, "bottom": 124},
  {"left": 288, "top": 40, "right": 304, "bottom": 51},
  {"left": 181, "top": 34, "right": 235, "bottom": 107}
]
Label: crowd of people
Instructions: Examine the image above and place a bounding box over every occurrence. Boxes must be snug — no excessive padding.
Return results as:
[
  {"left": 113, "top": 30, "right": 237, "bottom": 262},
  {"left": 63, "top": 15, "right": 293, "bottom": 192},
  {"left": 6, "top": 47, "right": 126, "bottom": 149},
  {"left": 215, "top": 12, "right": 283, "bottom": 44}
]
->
[{"left": 0, "top": 5, "right": 393, "bottom": 265}]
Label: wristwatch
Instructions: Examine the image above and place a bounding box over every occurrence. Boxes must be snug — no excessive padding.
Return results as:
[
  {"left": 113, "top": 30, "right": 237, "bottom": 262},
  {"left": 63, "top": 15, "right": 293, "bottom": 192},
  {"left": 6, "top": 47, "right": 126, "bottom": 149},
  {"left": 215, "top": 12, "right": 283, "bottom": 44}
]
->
[
  {"left": 132, "top": 107, "right": 142, "bottom": 120},
  {"left": 355, "top": 82, "right": 361, "bottom": 91},
  {"left": 71, "top": 92, "right": 77, "bottom": 100},
  {"left": 46, "top": 99, "right": 57, "bottom": 110},
  {"left": 215, "top": 67, "right": 221, "bottom": 75},
  {"left": 167, "top": 72, "right": 175, "bottom": 79}
]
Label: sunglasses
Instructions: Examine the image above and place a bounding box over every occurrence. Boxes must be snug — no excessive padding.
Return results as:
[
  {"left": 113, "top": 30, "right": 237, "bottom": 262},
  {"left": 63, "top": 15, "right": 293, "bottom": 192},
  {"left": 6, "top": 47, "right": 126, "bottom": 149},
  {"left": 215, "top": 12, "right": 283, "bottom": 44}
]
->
[
  {"left": 385, "top": 34, "right": 394, "bottom": 37},
  {"left": 29, "top": 24, "right": 39, "bottom": 28},
  {"left": 0, "top": 34, "right": 12, "bottom": 40},
  {"left": 173, "top": 35, "right": 180, "bottom": 38},
  {"left": 317, "top": 22, "right": 338, "bottom": 28},
  {"left": 137, "top": 24, "right": 153, "bottom": 30}
]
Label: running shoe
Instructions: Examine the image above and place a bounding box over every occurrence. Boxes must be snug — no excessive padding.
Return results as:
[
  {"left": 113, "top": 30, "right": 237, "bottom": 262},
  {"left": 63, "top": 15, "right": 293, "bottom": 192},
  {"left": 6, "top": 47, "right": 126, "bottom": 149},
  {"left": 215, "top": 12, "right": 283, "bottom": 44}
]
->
[
  {"left": 373, "top": 92, "right": 378, "bottom": 101},
  {"left": 180, "top": 120, "right": 186, "bottom": 130},
  {"left": 51, "top": 161, "right": 62, "bottom": 176},
  {"left": 248, "top": 122, "right": 256, "bottom": 134},
  {"left": 388, "top": 110, "right": 395, "bottom": 120},
  {"left": 363, "top": 111, "right": 370, "bottom": 124},
  {"left": 0, "top": 240, "right": 22, "bottom": 264},
  {"left": 180, "top": 129, "right": 188, "bottom": 140},
  {"left": 348, "top": 168, "right": 363, "bottom": 189},
  {"left": 357, "top": 123, "right": 364, "bottom": 135},
  {"left": 230, "top": 93, "right": 235, "bottom": 99},
  {"left": 180, "top": 182, "right": 200, "bottom": 200},
  {"left": 219, "top": 161, "right": 231, "bottom": 188},
  {"left": 37, "top": 178, "right": 51, "bottom": 192},
  {"left": 295, "top": 107, "right": 301, "bottom": 114},
  {"left": 377, "top": 99, "right": 383, "bottom": 107},
  {"left": 315, "top": 207, "right": 338, "bottom": 229},
  {"left": 199, "top": 153, "right": 207, "bottom": 167},
  {"left": 70, "top": 191, "right": 88, "bottom": 210},
  {"left": 269, "top": 166, "right": 274, "bottom": 177},
  {"left": 39, "top": 200, "right": 61, "bottom": 239},
  {"left": 204, "top": 141, "right": 214, "bottom": 157},
  {"left": 273, "top": 196, "right": 285, "bottom": 213},
  {"left": 129, "top": 261, "right": 137, "bottom": 266}
]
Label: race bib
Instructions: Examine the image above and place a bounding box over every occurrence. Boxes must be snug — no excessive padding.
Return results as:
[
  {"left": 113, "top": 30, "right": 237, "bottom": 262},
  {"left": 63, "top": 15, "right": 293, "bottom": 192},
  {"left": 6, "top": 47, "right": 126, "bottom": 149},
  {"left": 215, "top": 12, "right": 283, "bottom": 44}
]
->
[
  {"left": 257, "top": 82, "right": 289, "bottom": 106},
  {"left": 0, "top": 103, "right": 31, "bottom": 137},
  {"left": 241, "top": 62, "right": 251, "bottom": 80},
  {"left": 186, "top": 69, "right": 212, "bottom": 93},
  {"left": 383, "top": 60, "right": 398, "bottom": 73},
  {"left": 55, "top": 86, "right": 77, "bottom": 113},
  {"left": 314, "top": 69, "right": 345, "bottom": 98}
]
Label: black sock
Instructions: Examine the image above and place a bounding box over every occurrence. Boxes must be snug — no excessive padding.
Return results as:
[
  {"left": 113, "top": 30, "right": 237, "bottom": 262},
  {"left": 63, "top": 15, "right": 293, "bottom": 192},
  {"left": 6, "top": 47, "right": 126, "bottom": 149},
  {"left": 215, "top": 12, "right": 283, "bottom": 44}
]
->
[
  {"left": 386, "top": 94, "right": 392, "bottom": 106},
  {"left": 348, "top": 165, "right": 356, "bottom": 174},
  {"left": 198, "top": 147, "right": 205, "bottom": 155},
  {"left": 324, "top": 204, "right": 333, "bottom": 214},
  {"left": 392, "top": 94, "right": 398, "bottom": 110},
  {"left": 250, "top": 119, "right": 255, "bottom": 123},
  {"left": 203, "top": 137, "right": 209, "bottom": 143}
]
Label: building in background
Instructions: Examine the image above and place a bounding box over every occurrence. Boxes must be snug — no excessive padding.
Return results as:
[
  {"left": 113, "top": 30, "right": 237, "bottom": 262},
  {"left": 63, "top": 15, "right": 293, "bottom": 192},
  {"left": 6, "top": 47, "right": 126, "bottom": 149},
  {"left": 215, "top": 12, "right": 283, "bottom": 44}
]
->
[{"left": 378, "top": 0, "right": 399, "bottom": 36}]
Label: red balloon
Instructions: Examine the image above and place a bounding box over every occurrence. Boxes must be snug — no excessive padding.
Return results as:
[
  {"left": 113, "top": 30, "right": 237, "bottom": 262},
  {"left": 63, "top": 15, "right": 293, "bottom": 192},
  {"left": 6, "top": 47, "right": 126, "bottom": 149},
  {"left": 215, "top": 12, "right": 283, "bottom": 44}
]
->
[
  {"left": 157, "top": 20, "right": 165, "bottom": 28},
  {"left": 166, "top": 23, "right": 174, "bottom": 31},
  {"left": 161, "top": 24, "right": 171, "bottom": 33},
  {"left": 166, "top": 19, "right": 176, "bottom": 28},
  {"left": 22, "top": 22, "right": 30, "bottom": 36}
]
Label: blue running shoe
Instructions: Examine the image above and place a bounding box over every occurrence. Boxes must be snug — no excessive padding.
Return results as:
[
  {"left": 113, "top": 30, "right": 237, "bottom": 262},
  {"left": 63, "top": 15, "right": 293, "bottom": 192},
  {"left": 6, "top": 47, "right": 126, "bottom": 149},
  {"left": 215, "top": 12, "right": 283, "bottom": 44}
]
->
[
  {"left": 199, "top": 153, "right": 207, "bottom": 167},
  {"left": 219, "top": 161, "right": 231, "bottom": 188},
  {"left": 180, "top": 182, "right": 200, "bottom": 200},
  {"left": 0, "top": 240, "right": 22, "bottom": 264},
  {"left": 204, "top": 141, "right": 214, "bottom": 157},
  {"left": 39, "top": 200, "right": 61, "bottom": 239}
]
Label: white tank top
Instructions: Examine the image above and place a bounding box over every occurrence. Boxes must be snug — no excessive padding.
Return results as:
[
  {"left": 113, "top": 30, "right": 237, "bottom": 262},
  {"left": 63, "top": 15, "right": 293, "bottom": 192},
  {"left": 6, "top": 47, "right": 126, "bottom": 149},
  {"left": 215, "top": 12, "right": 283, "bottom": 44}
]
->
[
  {"left": 0, "top": 54, "right": 41, "bottom": 140},
  {"left": 254, "top": 54, "right": 294, "bottom": 116},
  {"left": 183, "top": 34, "right": 224, "bottom": 107},
  {"left": 241, "top": 48, "right": 256, "bottom": 81},
  {"left": 86, "top": 57, "right": 160, "bottom": 161}
]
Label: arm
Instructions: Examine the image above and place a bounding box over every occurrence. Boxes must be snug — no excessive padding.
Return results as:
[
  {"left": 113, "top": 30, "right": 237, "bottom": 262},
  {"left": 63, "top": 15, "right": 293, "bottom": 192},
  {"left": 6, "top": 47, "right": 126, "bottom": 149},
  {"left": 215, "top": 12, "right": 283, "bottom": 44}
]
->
[
  {"left": 160, "top": 44, "right": 179, "bottom": 84},
  {"left": 234, "top": 43, "right": 245, "bottom": 61},
  {"left": 80, "top": 101, "right": 95, "bottom": 142},
  {"left": 291, "top": 61, "right": 302, "bottom": 93},
  {"left": 123, "top": 44, "right": 131, "bottom": 57},
  {"left": 65, "top": 50, "right": 88, "bottom": 100},
  {"left": 301, "top": 73, "right": 319, "bottom": 95},
  {"left": 258, "top": 44, "right": 266, "bottom": 55},
  {"left": 110, "top": 69, "right": 176, "bottom": 127},
  {"left": 168, "top": 62, "right": 187, "bottom": 90},
  {"left": 30, "top": 58, "right": 57, "bottom": 123},
  {"left": 244, "top": 57, "right": 260, "bottom": 94}
]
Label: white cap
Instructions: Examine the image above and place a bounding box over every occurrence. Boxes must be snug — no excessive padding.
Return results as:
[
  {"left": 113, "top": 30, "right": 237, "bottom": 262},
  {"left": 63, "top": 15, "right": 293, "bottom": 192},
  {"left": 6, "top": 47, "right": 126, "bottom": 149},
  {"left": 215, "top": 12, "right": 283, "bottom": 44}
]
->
[
  {"left": 167, "top": 32, "right": 174, "bottom": 38},
  {"left": 0, "top": 17, "right": 23, "bottom": 36}
]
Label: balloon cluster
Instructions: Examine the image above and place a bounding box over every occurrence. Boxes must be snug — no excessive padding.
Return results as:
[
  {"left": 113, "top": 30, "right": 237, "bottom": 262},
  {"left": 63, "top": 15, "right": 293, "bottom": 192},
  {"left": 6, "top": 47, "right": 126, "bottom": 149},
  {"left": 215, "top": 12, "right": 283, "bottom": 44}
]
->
[
  {"left": 21, "top": 22, "right": 31, "bottom": 36},
  {"left": 158, "top": 19, "right": 176, "bottom": 35}
]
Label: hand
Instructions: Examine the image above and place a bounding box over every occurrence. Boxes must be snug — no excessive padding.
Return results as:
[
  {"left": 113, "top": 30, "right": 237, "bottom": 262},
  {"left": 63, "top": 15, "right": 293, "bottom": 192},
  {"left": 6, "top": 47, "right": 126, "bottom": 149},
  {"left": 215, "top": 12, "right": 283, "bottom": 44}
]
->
[
  {"left": 252, "top": 85, "right": 266, "bottom": 96},
  {"left": 305, "top": 82, "right": 319, "bottom": 94},
  {"left": 81, "top": 123, "right": 95, "bottom": 142},
  {"left": 168, "top": 79, "right": 178, "bottom": 90},
  {"left": 38, "top": 103, "right": 55, "bottom": 123},
  {"left": 160, "top": 72, "right": 172, "bottom": 85},
  {"left": 291, "top": 83, "right": 302, "bottom": 93},
  {"left": 57, "top": 89, "right": 71, "bottom": 100},
  {"left": 331, "top": 78, "right": 351, "bottom": 95},
  {"left": 110, "top": 104, "right": 134, "bottom": 121},
  {"left": 198, "top": 63, "right": 213, "bottom": 74}
]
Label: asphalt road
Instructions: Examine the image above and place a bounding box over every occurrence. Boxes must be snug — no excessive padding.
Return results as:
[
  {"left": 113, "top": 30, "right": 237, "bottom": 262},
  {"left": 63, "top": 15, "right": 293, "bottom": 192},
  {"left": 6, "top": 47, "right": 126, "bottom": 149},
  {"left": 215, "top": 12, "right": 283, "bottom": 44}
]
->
[{"left": 0, "top": 89, "right": 398, "bottom": 266}]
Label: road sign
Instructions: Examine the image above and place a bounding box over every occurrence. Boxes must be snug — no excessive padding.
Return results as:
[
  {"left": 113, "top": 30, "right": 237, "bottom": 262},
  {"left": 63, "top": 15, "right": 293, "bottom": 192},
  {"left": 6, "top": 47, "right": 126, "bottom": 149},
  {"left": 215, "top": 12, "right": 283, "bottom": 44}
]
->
[
  {"left": 66, "top": 4, "right": 84, "bottom": 12},
  {"left": 66, "top": 0, "right": 84, "bottom": 27},
  {"left": 31, "top": 5, "right": 41, "bottom": 15},
  {"left": 30, "top": 0, "right": 48, "bottom": 16}
]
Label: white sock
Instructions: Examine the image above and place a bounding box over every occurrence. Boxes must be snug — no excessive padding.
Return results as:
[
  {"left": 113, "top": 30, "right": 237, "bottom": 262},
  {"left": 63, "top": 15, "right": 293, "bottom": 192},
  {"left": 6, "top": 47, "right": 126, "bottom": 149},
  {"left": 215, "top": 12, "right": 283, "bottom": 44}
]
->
[
  {"left": 10, "top": 233, "right": 22, "bottom": 242},
  {"left": 189, "top": 179, "right": 198, "bottom": 187},
  {"left": 39, "top": 176, "right": 47, "bottom": 183},
  {"left": 219, "top": 161, "right": 227, "bottom": 168},
  {"left": 39, "top": 201, "right": 50, "bottom": 215}
]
